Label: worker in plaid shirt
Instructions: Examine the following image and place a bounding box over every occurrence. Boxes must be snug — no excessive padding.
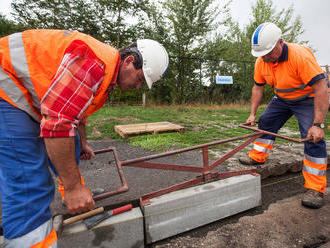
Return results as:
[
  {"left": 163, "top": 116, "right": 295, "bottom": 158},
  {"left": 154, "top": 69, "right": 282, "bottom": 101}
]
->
[{"left": 0, "top": 30, "right": 168, "bottom": 247}]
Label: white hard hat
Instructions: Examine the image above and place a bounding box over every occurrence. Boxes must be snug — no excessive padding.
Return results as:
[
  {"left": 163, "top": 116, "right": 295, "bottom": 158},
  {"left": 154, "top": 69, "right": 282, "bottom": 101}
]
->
[
  {"left": 137, "top": 39, "right": 169, "bottom": 89},
  {"left": 251, "top": 22, "right": 282, "bottom": 57}
]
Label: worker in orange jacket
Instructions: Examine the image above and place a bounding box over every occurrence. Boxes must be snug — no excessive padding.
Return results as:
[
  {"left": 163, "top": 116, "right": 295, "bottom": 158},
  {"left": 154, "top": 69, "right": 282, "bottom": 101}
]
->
[
  {"left": 239, "top": 22, "right": 328, "bottom": 209},
  {"left": 0, "top": 30, "right": 168, "bottom": 247}
]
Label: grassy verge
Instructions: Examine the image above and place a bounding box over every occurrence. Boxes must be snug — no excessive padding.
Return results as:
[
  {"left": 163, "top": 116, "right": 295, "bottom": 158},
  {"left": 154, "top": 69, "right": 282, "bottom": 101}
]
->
[{"left": 86, "top": 104, "right": 329, "bottom": 152}]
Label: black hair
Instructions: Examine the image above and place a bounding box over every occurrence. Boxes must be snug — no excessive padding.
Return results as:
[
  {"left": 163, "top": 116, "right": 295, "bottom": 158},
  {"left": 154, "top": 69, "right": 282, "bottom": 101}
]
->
[{"left": 119, "top": 43, "right": 143, "bottom": 70}]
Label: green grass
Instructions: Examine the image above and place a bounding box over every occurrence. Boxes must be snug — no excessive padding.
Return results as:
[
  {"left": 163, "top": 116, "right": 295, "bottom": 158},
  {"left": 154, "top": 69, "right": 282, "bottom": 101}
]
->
[{"left": 86, "top": 104, "right": 329, "bottom": 151}]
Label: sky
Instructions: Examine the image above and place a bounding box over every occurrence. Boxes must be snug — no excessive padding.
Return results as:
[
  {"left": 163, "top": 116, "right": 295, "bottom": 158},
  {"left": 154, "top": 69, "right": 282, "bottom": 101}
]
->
[{"left": 1, "top": 0, "right": 329, "bottom": 66}]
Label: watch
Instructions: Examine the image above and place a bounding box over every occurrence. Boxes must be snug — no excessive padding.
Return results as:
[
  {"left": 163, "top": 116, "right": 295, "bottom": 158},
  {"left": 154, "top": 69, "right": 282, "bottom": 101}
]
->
[{"left": 313, "top": 123, "right": 325, "bottom": 129}]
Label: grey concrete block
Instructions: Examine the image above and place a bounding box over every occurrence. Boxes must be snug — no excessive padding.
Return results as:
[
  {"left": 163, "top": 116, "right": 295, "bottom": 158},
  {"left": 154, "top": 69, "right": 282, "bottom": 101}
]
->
[
  {"left": 142, "top": 174, "right": 261, "bottom": 244},
  {"left": 59, "top": 207, "right": 144, "bottom": 248}
]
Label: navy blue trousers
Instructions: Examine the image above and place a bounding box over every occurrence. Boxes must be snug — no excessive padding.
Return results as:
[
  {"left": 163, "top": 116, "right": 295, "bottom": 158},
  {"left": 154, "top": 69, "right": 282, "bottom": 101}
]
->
[{"left": 258, "top": 96, "right": 326, "bottom": 158}]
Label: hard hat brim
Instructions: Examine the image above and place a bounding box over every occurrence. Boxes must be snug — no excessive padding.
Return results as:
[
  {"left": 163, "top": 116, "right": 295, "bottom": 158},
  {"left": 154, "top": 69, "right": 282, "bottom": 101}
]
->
[
  {"left": 143, "top": 70, "right": 153, "bottom": 89},
  {"left": 251, "top": 40, "right": 278, "bottom": 57},
  {"left": 251, "top": 47, "right": 273, "bottom": 57}
]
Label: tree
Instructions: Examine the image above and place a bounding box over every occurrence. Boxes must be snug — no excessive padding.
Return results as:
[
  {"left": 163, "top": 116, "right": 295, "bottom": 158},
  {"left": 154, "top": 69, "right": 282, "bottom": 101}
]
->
[
  {"left": 94, "top": 0, "right": 151, "bottom": 47},
  {"left": 8, "top": 0, "right": 309, "bottom": 105},
  {"left": 11, "top": 0, "right": 151, "bottom": 44},
  {"left": 146, "top": 0, "right": 230, "bottom": 104},
  {"left": 11, "top": 0, "right": 104, "bottom": 40},
  {"left": 0, "top": 14, "right": 25, "bottom": 37}
]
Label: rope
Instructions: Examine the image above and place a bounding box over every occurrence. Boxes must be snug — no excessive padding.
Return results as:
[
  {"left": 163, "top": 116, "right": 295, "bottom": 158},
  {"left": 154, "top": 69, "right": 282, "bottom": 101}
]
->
[{"left": 261, "top": 174, "right": 303, "bottom": 188}]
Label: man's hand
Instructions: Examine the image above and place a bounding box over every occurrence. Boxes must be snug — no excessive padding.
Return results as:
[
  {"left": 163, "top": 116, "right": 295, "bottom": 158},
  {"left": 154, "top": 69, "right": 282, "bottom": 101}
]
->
[
  {"left": 64, "top": 184, "right": 95, "bottom": 214},
  {"left": 307, "top": 126, "right": 325, "bottom": 143},
  {"left": 245, "top": 114, "right": 257, "bottom": 126},
  {"left": 80, "top": 144, "right": 95, "bottom": 160}
]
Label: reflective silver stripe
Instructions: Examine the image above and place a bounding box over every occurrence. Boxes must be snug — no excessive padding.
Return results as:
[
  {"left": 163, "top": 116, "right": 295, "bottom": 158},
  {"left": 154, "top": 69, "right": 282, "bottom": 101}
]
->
[
  {"left": 256, "top": 138, "right": 274, "bottom": 145},
  {"left": 8, "top": 32, "right": 40, "bottom": 110},
  {"left": 4, "top": 219, "right": 57, "bottom": 248},
  {"left": 274, "top": 84, "right": 307, "bottom": 93},
  {"left": 305, "top": 154, "right": 327, "bottom": 165},
  {"left": 253, "top": 144, "right": 271, "bottom": 154},
  {"left": 303, "top": 165, "right": 326, "bottom": 176},
  {"left": 276, "top": 92, "right": 313, "bottom": 102},
  {"left": 0, "top": 67, "right": 40, "bottom": 121}
]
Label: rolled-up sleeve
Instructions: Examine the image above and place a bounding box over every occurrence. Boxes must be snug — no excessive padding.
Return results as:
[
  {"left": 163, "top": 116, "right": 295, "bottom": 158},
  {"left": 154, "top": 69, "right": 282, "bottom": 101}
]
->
[{"left": 40, "top": 41, "right": 105, "bottom": 137}]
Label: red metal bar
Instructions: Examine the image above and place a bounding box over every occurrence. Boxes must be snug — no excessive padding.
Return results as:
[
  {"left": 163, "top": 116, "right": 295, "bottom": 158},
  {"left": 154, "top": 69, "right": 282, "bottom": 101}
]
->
[
  {"left": 239, "top": 124, "right": 311, "bottom": 143},
  {"left": 140, "top": 169, "right": 258, "bottom": 205},
  {"left": 140, "top": 177, "right": 203, "bottom": 206},
  {"left": 213, "top": 169, "right": 258, "bottom": 180},
  {"left": 208, "top": 134, "right": 262, "bottom": 171},
  {"left": 93, "top": 186, "right": 128, "bottom": 201},
  {"left": 94, "top": 148, "right": 115, "bottom": 155},
  {"left": 92, "top": 147, "right": 129, "bottom": 201},
  {"left": 123, "top": 161, "right": 204, "bottom": 173},
  {"left": 202, "top": 147, "right": 209, "bottom": 172},
  {"left": 121, "top": 133, "right": 260, "bottom": 166}
]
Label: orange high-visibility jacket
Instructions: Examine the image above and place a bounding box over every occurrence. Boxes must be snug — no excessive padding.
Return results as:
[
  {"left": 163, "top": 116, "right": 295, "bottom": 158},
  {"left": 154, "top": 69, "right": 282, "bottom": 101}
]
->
[
  {"left": 254, "top": 42, "right": 324, "bottom": 101},
  {"left": 0, "top": 30, "right": 119, "bottom": 121}
]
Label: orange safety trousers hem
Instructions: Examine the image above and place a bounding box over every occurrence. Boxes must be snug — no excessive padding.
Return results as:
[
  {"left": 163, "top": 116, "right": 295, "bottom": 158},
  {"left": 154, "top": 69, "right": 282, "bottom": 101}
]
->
[
  {"left": 303, "top": 159, "right": 327, "bottom": 193},
  {"left": 248, "top": 141, "right": 274, "bottom": 163},
  {"left": 30, "top": 228, "right": 57, "bottom": 248}
]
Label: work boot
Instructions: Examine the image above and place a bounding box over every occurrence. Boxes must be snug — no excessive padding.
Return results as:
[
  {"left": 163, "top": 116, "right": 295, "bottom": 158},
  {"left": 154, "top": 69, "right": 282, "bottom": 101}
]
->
[
  {"left": 301, "top": 189, "right": 324, "bottom": 209},
  {"left": 239, "top": 155, "right": 264, "bottom": 166},
  {"left": 62, "top": 188, "right": 105, "bottom": 206}
]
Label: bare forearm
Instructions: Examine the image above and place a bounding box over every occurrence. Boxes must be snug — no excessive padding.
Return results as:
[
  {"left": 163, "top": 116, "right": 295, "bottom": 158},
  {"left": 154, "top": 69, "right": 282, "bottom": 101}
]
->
[
  {"left": 314, "top": 95, "right": 328, "bottom": 123},
  {"left": 77, "top": 121, "right": 87, "bottom": 148},
  {"left": 77, "top": 120, "right": 95, "bottom": 160},
  {"left": 312, "top": 79, "right": 328, "bottom": 123},
  {"left": 44, "top": 137, "right": 81, "bottom": 190}
]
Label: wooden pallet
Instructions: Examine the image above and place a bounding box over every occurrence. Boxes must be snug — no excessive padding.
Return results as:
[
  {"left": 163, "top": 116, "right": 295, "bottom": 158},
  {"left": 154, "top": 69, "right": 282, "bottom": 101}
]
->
[{"left": 114, "top": 121, "right": 185, "bottom": 139}]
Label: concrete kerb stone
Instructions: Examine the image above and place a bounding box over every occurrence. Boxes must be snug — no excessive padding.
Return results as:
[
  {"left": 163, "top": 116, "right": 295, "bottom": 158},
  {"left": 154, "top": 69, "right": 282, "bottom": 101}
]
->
[
  {"left": 142, "top": 174, "right": 262, "bottom": 244},
  {"left": 58, "top": 207, "right": 144, "bottom": 248}
]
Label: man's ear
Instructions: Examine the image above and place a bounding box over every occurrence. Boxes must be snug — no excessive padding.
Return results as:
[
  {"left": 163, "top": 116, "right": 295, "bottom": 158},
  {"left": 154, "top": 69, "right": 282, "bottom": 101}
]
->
[{"left": 124, "top": 55, "right": 135, "bottom": 65}]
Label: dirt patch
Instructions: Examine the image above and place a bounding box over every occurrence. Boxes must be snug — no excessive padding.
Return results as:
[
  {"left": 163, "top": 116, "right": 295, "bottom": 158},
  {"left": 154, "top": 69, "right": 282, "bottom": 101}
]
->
[{"left": 153, "top": 188, "right": 330, "bottom": 248}]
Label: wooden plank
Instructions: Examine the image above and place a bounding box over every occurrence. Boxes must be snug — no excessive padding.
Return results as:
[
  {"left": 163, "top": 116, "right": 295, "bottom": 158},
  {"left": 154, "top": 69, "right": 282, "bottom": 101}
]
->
[
  {"left": 114, "top": 122, "right": 184, "bottom": 138},
  {"left": 114, "top": 126, "right": 128, "bottom": 139}
]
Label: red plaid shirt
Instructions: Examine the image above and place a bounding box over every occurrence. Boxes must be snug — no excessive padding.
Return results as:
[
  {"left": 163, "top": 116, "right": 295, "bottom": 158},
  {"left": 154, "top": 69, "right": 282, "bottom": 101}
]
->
[{"left": 40, "top": 40, "right": 119, "bottom": 137}]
